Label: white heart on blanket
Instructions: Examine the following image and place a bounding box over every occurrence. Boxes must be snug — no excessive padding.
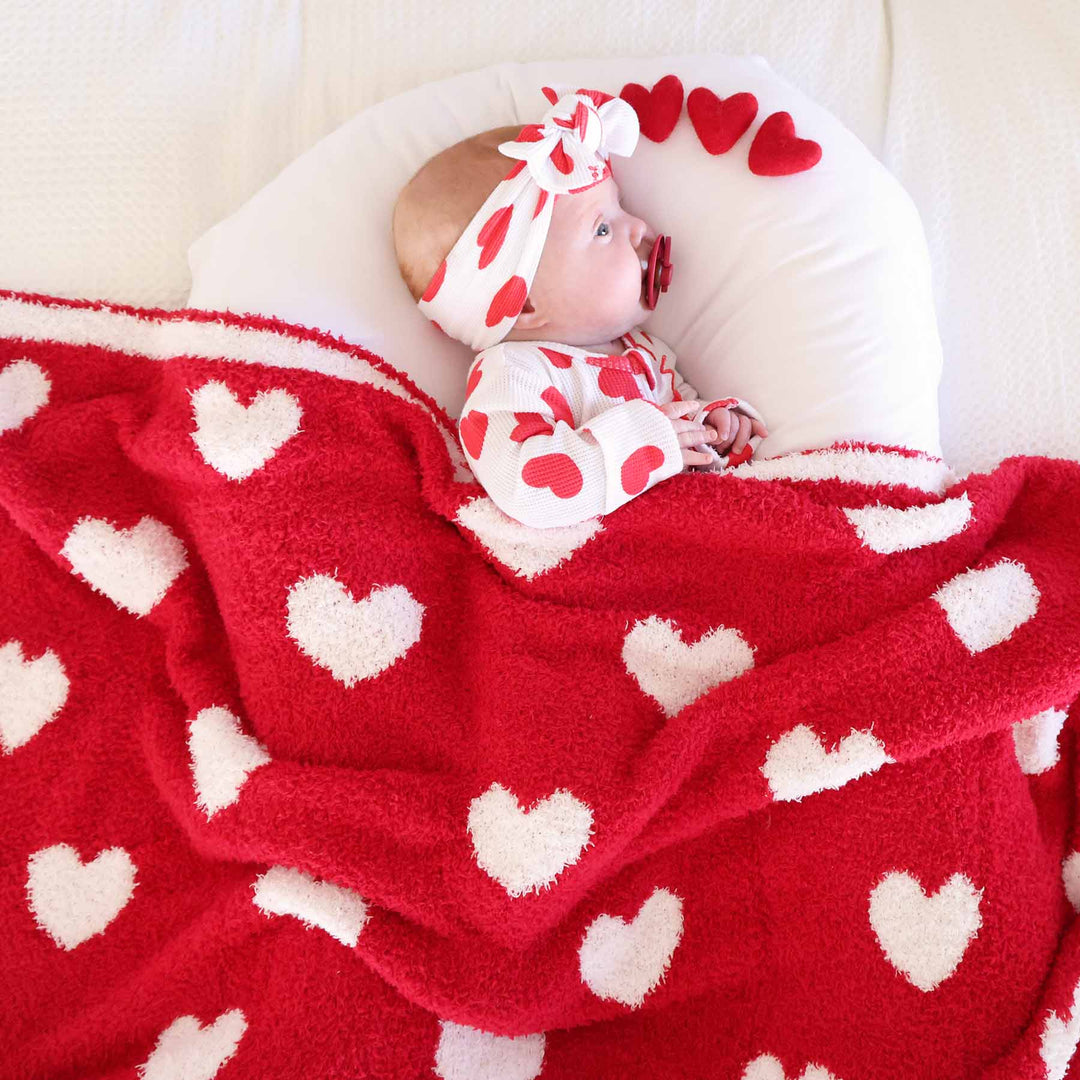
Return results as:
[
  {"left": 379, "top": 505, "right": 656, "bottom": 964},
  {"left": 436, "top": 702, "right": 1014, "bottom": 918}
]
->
[
  {"left": 932, "top": 557, "right": 1039, "bottom": 654},
  {"left": 138, "top": 1009, "right": 248, "bottom": 1080},
  {"left": 741, "top": 1053, "right": 843, "bottom": 1080},
  {"left": 26, "top": 842, "right": 137, "bottom": 950},
  {"left": 622, "top": 616, "right": 754, "bottom": 717},
  {"left": 434, "top": 1021, "right": 546, "bottom": 1080},
  {"left": 188, "top": 706, "right": 272, "bottom": 819},
  {"left": 1041, "top": 976, "right": 1080, "bottom": 1080},
  {"left": 286, "top": 573, "right": 424, "bottom": 686},
  {"left": 761, "top": 724, "right": 896, "bottom": 802},
  {"left": 1012, "top": 707, "right": 1067, "bottom": 776},
  {"left": 842, "top": 492, "right": 972, "bottom": 554},
  {"left": 189, "top": 380, "right": 303, "bottom": 481},
  {"left": 0, "top": 640, "right": 70, "bottom": 753},
  {"left": 0, "top": 358, "right": 51, "bottom": 433},
  {"left": 60, "top": 515, "right": 189, "bottom": 617},
  {"left": 579, "top": 886, "right": 684, "bottom": 1009},
  {"left": 252, "top": 865, "right": 371, "bottom": 947},
  {"left": 455, "top": 495, "right": 603, "bottom": 579},
  {"left": 467, "top": 782, "right": 594, "bottom": 897},
  {"left": 868, "top": 871, "right": 983, "bottom": 992}
]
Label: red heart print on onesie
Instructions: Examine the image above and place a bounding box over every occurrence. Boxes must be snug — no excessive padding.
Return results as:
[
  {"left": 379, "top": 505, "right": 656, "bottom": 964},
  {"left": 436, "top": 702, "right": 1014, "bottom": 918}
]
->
[
  {"left": 465, "top": 362, "right": 483, "bottom": 397},
  {"left": 619, "top": 75, "right": 684, "bottom": 142},
  {"left": 596, "top": 368, "right": 642, "bottom": 402},
  {"left": 625, "top": 350, "right": 656, "bottom": 391},
  {"left": 538, "top": 346, "right": 573, "bottom": 369},
  {"left": 621, "top": 445, "right": 666, "bottom": 495},
  {"left": 522, "top": 454, "right": 583, "bottom": 499},
  {"left": 748, "top": 112, "right": 822, "bottom": 175},
  {"left": 540, "top": 386, "right": 575, "bottom": 426},
  {"left": 510, "top": 412, "right": 554, "bottom": 442},
  {"left": 686, "top": 88, "right": 758, "bottom": 155},
  {"left": 459, "top": 410, "right": 488, "bottom": 459}
]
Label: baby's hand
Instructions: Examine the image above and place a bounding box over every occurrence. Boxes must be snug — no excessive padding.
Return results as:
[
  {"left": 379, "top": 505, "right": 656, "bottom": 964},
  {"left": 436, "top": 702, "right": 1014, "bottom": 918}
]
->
[
  {"left": 657, "top": 399, "right": 720, "bottom": 467},
  {"left": 706, "top": 407, "right": 768, "bottom": 458}
]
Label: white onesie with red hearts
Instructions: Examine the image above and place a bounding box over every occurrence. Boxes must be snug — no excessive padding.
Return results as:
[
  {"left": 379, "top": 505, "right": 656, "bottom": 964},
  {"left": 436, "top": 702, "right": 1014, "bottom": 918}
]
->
[{"left": 457, "top": 327, "right": 762, "bottom": 529}]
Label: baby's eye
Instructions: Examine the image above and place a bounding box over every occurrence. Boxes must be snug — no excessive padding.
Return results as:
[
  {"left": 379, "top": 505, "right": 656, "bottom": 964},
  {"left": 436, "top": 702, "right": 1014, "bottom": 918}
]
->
[{"left": 595, "top": 221, "right": 611, "bottom": 238}]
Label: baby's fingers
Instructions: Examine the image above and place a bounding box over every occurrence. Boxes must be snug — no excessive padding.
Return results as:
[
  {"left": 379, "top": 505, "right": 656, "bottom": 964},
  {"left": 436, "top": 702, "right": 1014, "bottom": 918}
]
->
[
  {"left": 671, "top": 418, "right": 715, "bottom": 439},
  {"left": 751, "top": 418, "right": 769, "bottom": 439},
  {"left": 663, "top": 399, "right": 703, "bottom": 418},
  {"left": 730, "top": 413, "right": 753, "bottom": 454},
  {"left": 681, "top": 447, "right": 714, "bottom": 467},
  {"left": 675, "top": 428, "right": 714, "bottom": 449}
]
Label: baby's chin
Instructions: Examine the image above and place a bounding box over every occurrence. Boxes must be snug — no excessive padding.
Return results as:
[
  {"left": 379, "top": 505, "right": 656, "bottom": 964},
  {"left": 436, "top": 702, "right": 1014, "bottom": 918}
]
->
[
  {"left": 601, "top": 291, "right": 652, "bottom": 340},
  {"left": 622, "top": 293, "right": 651, "bottom": 333}
]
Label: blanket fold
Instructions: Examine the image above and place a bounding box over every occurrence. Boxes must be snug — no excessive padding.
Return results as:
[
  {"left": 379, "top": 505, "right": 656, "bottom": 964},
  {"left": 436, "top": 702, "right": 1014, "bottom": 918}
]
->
[{"left": 2, "top": 291, "right": 1080, "bottom": 1080}]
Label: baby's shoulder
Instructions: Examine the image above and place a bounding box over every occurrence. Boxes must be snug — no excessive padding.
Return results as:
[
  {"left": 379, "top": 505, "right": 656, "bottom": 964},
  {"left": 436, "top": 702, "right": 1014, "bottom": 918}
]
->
[{"left": 472, "top": 341, "right": 564, "bottom": 376}]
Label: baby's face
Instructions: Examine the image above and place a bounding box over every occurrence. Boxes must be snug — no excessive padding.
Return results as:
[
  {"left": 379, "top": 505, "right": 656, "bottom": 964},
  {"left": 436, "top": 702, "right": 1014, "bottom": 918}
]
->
[{"left": 509, "top": 177, "right": 657, "bottom": 347}]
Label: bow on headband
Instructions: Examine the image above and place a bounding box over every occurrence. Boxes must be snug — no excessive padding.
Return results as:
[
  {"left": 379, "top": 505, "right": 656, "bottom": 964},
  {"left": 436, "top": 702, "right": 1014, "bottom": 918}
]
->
[{"left": 416, "top": 85, "right": 640, "bottom": 351}]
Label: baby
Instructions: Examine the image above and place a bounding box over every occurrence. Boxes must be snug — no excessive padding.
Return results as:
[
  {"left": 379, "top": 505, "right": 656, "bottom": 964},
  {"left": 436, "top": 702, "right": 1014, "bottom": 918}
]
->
[{"left": 392, "top": 85, "right": 766, "bottom": 529}]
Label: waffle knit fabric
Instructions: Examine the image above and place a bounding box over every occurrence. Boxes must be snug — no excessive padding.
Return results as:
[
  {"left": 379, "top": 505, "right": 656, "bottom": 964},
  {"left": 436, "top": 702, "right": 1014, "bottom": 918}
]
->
[{"left": 461, "top": 327, "right": 763, "bottom": 527}]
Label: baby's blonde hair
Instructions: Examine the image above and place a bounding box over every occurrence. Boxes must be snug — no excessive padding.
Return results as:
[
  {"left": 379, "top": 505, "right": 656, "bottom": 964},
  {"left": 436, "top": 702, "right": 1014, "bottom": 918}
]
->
[{"left": 392, "top": 125, "right": 523, "bottom": 304}]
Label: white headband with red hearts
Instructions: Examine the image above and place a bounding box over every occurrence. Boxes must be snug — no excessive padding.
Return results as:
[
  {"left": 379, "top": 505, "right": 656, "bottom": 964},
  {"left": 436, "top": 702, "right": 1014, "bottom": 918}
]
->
[{"left": 416, "top": 85, "right": 640, "bottom": 351}]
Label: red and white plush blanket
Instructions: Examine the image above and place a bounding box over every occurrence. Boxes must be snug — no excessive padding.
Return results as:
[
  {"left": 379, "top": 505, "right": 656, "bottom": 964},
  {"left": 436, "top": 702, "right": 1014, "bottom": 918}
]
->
[{"left": 3, "top": 290, "right": 1080, "bottom": 1080}]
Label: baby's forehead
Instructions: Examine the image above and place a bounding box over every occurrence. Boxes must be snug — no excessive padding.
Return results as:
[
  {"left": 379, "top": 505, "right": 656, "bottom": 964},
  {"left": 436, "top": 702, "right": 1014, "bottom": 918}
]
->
[{"left": 555, "top": 176, "right": 619, "bottom": 222}]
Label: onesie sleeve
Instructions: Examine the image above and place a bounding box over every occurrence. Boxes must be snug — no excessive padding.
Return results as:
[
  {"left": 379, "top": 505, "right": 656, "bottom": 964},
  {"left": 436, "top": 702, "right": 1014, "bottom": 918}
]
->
[
  {"left": 637, "top": 333, "right": 767, "bottom": 469},
  {"left": 459, "top": 350, "right": 684, "bottom": 529}
]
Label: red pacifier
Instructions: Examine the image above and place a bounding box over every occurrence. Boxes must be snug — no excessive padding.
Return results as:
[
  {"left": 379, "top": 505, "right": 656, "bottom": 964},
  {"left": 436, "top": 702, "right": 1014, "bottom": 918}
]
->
[{"left": 643, "top": 234, "right": 673, "bottom": 310}]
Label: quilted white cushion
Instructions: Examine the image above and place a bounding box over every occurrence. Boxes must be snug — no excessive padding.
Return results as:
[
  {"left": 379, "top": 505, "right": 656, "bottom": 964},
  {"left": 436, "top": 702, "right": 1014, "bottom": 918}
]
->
[{"left": 187, "top": 54, "right": 944, "bottom": 461}]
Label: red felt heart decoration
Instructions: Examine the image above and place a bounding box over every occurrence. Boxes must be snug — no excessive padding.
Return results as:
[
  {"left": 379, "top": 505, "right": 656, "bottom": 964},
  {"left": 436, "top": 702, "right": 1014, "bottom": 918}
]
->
[
  {"left": 748, "top": 111, "right": 822, "bottom": 176},
  {"left": 619, "top": 75, "right": 684, "bottom": 143},
  {"left": 686, "top": 88, "right": 758, "bottom": 155}
]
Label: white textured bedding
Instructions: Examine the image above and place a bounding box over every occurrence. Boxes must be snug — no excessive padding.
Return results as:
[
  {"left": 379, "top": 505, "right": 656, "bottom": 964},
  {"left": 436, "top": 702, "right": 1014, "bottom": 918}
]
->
[{"left": 1, "top": 0, "right": 1077, "bottom": 475}]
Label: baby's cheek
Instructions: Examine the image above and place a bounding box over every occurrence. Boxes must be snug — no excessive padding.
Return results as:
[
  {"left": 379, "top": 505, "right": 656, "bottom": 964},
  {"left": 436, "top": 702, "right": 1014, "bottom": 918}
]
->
[
  {"left": 596, "top": 262, "right": 639, "bottom": 315},
  {"left": 565, "top": 269, "right": 615, "bottom": 327}
]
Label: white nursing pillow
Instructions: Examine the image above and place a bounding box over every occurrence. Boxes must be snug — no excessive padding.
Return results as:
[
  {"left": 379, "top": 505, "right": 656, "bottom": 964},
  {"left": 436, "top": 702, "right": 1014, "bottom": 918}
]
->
[{"left": 187, "top": 53, "right": 944, "bottom": 461}]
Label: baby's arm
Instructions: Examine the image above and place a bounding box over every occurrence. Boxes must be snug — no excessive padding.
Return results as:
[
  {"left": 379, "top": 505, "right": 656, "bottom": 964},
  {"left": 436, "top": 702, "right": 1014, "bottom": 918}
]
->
[
  {"left": 666, "top": 358, "right": 767, "bottom": 465},
  {"left": 459, "top": 353, "right": 684, "bottom": 529}
]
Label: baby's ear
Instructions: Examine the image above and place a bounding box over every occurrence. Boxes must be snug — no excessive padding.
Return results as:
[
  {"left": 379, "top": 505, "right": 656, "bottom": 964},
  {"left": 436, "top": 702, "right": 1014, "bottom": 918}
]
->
[{"left": 512, "top": 297, "right": 547, "bottom": 332}]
